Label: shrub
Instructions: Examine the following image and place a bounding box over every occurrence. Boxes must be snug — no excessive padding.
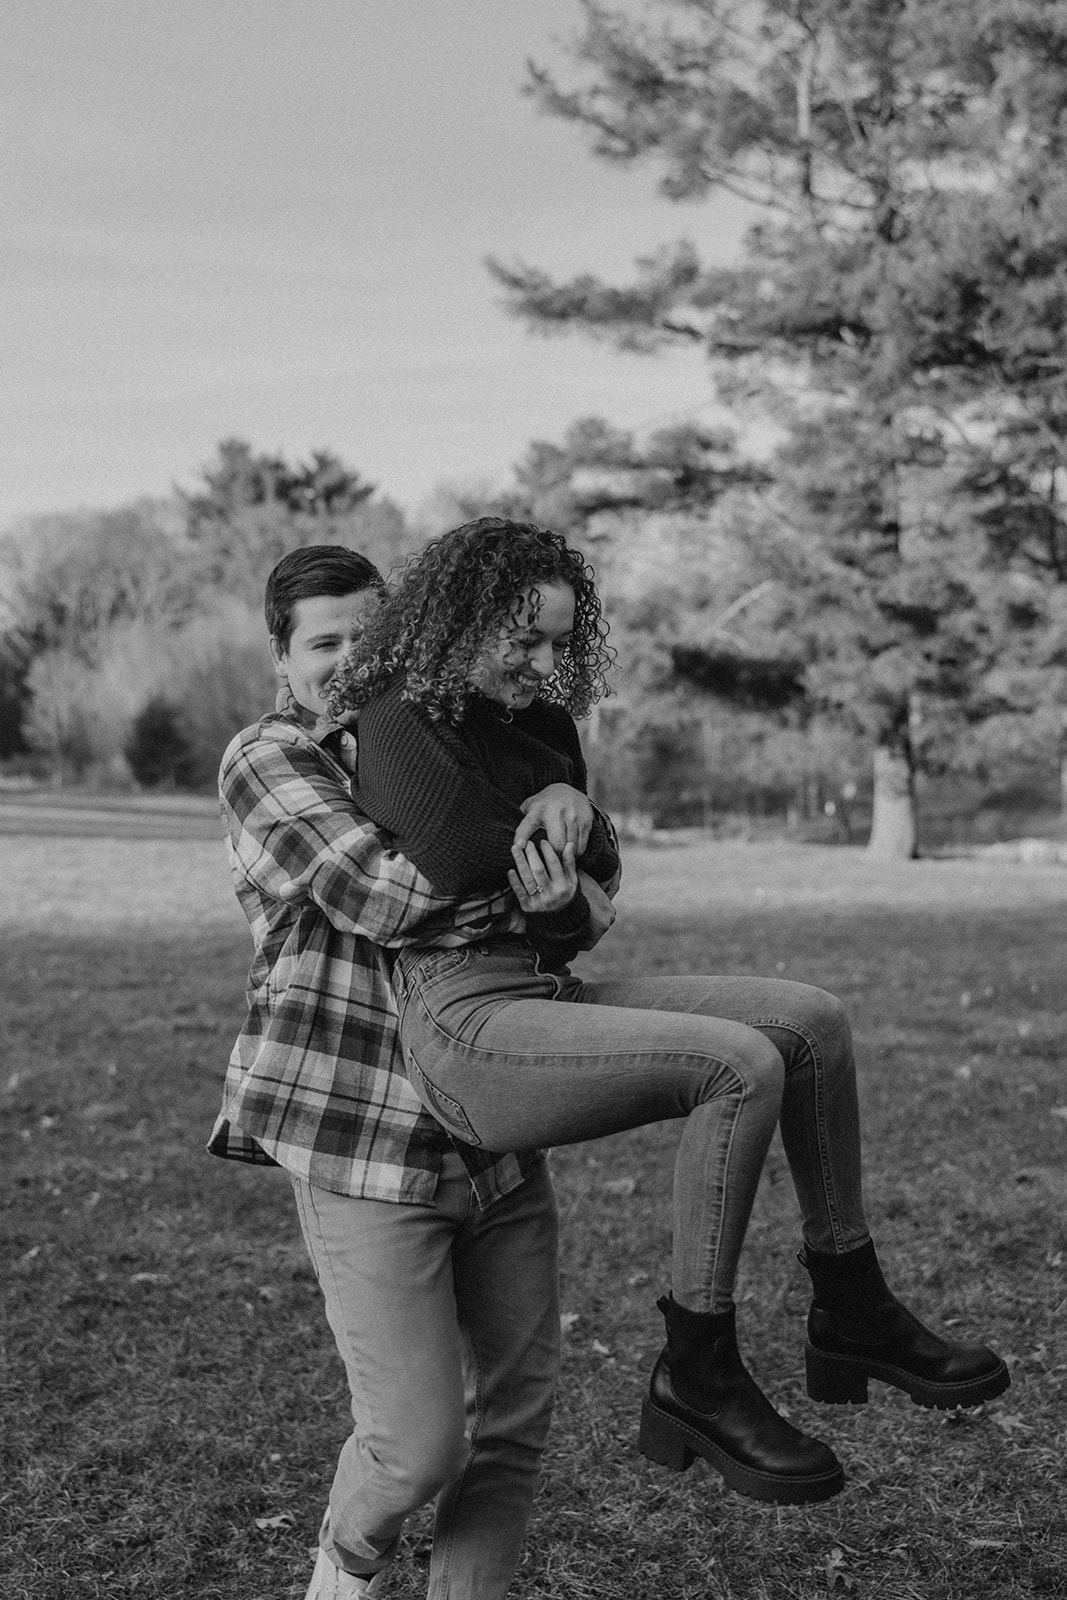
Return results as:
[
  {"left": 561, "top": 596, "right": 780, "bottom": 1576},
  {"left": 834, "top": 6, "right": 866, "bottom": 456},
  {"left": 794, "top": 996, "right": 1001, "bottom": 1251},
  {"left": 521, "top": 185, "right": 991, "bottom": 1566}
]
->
[{"left": 125, "top": 697, "right": 197, "bottom": 790}]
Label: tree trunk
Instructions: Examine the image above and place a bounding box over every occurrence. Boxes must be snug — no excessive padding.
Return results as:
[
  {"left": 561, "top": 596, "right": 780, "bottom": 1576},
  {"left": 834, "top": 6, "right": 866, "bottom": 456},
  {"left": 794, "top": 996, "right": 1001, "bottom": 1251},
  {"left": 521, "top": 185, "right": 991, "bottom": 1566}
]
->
[{"left": 866, "top": 742, "right": 918, "bottom": 859}]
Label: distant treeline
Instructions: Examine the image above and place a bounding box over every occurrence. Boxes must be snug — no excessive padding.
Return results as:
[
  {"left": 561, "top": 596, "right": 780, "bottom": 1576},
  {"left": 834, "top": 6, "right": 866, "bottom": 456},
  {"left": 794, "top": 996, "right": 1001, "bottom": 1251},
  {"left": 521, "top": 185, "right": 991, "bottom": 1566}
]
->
[{"left": 0, "top": 427, "right": 1062, "bottom": 859}]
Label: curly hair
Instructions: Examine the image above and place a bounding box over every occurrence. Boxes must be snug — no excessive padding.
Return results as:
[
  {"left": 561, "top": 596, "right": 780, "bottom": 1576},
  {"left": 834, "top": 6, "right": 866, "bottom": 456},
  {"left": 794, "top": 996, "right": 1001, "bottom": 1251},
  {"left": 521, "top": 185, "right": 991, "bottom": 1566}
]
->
[{"left": 328, "top": 517, "right": 612, "bottom": 723}]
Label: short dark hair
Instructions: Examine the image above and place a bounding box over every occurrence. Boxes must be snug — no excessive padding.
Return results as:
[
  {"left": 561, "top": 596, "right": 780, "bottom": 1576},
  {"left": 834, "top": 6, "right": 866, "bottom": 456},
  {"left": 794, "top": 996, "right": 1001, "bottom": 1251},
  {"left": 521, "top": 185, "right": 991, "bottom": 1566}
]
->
[{"left": 265, "top": 545, "right": 383, "bottom": 650}]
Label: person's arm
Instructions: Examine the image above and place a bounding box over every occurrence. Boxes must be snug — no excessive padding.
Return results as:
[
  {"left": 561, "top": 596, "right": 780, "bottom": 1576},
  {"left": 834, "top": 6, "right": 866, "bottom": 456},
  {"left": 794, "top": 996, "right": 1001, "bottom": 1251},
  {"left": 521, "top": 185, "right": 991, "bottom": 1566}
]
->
[
  {"left": 516, "top": 786, "right": 622, "bottom": 963},
  {"left": 512, "top": 711, "right": 621, "bottom": 889},
  {"left": 575, "top": 870, "right": 618, "bottom": 948},
  {"left": 355, "top": 688, "right": 604, "bottom": 961},
  {"left": 221, "top": 726, "right": 516, "bottom": 946},
  {"left": 515, "top": 783, "right": 594, "bottom": 854},
  {"left": 355, "top": 683, "right": 532, "bottom": 897},
  {"left": 505, "top": 837, "right": 593, "bottom": 965},
  {"left": 585, "top": 805, "right": 622, "bottom": 893},
  {"left": 355, "top": 685, "right": 622, "bottom": 962}
]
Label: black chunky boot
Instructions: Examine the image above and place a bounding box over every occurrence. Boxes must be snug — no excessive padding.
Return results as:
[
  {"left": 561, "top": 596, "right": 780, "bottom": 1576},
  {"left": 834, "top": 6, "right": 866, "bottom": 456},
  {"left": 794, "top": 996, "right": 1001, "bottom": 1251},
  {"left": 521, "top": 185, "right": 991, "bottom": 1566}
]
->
[
  {"left": 638, "top": 1295, "right": 844, "bottom": 1505},
  {"left": 801, "top": 1242, "right": 1010, "bottom": 1409}
]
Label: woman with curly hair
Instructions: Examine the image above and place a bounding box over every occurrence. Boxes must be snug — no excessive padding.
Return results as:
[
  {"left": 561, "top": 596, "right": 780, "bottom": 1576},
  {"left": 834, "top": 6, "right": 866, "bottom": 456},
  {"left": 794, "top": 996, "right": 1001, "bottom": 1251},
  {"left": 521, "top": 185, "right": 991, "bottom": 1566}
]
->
[{"left": 331, "top": 516, "right": 1008, "bottom": 1516}]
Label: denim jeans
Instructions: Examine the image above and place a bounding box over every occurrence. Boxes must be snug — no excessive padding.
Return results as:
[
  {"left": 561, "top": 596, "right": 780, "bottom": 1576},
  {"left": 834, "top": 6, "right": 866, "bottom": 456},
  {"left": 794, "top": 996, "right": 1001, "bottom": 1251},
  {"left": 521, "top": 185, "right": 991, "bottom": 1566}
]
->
[
  {"left": 393, "top": 937, "right": 870, "bottom": 1314},
  {"left": 291, "top": 1152, "right": 560, "bottom": 1600}
]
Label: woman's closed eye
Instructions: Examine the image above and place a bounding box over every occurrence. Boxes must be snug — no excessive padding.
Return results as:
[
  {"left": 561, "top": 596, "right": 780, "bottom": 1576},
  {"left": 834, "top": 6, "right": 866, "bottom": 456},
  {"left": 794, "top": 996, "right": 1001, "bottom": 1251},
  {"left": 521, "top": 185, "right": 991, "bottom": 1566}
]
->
[{"left": 511, "top": 631, "right": 571, "bottom": 658}]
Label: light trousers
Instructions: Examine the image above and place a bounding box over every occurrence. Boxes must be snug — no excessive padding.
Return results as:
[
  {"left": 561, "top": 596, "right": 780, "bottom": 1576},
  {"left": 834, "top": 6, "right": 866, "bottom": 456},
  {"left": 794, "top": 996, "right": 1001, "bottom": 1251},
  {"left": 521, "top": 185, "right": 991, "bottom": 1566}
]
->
[
  {"left": 394, "top": 937, "right": 871, "bottom": 1314},
  {"left": 291, "top": 1153, "right": 560, "bottom": 1600}
]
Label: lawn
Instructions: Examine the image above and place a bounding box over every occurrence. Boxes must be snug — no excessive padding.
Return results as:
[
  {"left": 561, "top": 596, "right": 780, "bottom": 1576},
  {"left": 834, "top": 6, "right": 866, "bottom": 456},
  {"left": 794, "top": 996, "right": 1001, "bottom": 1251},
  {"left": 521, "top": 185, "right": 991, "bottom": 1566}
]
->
[{"left": 1, "top": 831, "right": 1065, "bottom": 1599}]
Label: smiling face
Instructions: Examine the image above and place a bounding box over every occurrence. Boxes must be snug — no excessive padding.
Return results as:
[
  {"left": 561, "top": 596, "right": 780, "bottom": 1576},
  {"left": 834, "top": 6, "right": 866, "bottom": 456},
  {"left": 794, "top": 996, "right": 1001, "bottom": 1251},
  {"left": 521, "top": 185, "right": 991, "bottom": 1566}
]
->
[
  {"left": 469, "top": 581, "right": 576, "bottom": 712},
  {"left": 270, "top": 589, "right": 380, "bottom": 715}
]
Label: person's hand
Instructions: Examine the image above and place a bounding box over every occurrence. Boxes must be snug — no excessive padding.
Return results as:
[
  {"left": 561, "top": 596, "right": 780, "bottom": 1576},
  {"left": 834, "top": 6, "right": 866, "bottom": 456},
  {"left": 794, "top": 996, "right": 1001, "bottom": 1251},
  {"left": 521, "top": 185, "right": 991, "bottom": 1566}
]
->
[
  {"left": 507, "top": 838, "right": 578, "bottom": 914},
  {"left": 514, "top": 784, "right": 593, "bottom": 855},
  {"left": 575, "top": 871, "right": 617, "bottom": 948}
]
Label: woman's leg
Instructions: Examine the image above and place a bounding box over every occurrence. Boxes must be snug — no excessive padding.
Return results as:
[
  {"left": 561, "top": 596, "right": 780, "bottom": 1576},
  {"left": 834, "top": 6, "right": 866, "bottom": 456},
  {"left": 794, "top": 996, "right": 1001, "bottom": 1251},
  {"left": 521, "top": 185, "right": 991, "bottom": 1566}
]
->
[
  {"left": 395, "top": 944, "right": 788, "bottom": 1314},
  {"left": 571, "top": 972, "right": 870, "bottom": 1265},
  {"left": 396, "top": 949, "right": 1006, "bottom": 1488},
  {"left": 573, "top": 971, "right": 1009, "bottom": 1411},
  {"left": 393, "top": 945, "right": 845, "bottom": 1506}
]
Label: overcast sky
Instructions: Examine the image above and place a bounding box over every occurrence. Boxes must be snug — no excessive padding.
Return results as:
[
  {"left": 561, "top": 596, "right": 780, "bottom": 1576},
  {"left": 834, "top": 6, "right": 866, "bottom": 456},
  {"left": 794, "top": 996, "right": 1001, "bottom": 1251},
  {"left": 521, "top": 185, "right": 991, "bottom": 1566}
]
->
[{"left": 2, "top": 0, "right": 748, "bottom": 527}]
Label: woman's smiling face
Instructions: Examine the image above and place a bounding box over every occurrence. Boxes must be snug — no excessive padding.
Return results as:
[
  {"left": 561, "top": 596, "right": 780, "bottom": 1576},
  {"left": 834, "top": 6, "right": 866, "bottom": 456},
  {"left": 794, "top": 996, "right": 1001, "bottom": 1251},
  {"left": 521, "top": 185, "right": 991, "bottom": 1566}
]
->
[{"left": 469, "top": 581, "right": 576, "bottom": 711}]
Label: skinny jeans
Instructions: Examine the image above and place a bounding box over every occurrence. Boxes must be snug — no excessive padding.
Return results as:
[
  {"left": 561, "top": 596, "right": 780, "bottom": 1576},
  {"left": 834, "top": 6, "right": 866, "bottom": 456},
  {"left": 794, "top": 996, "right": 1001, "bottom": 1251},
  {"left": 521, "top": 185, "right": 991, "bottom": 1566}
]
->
[
  {"left": 393, "top": 937, "right": 870, "bottom": 1315},
  {"left": 291, "top": 1153, "right": 560, "bottom": 1600}
]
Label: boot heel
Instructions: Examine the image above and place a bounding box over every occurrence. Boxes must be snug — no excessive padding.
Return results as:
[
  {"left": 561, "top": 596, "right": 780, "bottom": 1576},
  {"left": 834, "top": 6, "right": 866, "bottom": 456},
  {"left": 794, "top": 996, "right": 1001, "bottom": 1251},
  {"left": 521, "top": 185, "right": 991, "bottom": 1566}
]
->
[
  {"left": 806, "top": 1345, "right": 869, "bottom": 1404},
  {"left": 638, "top": 1400, "right": 694, "bottom": 1471}
]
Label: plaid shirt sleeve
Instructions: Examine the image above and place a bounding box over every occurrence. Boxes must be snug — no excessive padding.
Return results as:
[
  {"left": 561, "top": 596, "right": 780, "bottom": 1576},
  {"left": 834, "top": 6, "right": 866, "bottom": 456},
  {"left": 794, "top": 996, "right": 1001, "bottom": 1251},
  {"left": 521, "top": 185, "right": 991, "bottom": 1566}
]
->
[
  {"left": 210, "top": 711, "right": 534, "bottom": 1203},
  {"left": 220, "top": 718, "right": 519, "bottom": 946}
]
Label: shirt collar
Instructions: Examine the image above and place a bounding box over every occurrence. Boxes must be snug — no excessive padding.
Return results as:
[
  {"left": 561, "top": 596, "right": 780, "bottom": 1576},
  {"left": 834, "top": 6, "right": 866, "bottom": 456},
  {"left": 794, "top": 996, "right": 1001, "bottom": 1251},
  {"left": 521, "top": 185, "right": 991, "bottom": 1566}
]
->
[{"left": 274, "top": 686, "right": 357, "bottom": 748}]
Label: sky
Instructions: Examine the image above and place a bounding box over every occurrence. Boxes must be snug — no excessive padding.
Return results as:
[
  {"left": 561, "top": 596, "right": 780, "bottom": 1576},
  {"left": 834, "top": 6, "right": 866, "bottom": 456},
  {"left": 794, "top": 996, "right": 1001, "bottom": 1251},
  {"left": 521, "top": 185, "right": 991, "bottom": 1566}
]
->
[{"left": 2, "top": 0, "right": 749, "bottom": 528}]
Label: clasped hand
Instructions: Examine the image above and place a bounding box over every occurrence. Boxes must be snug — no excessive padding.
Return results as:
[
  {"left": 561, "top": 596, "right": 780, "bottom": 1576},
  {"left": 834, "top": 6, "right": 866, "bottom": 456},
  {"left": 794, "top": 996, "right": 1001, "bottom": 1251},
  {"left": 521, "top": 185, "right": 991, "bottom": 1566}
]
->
[
  {"left": 508, "top": 782, "right": 591, "bottom": 914},
  {"left": 507, "top": 783, "right": 616, "bottom": 946},
  {"left": 507, "top": 843, "right": 617, "bottom": 953},
  {"left": 513, "top": 782, "right": 593, "bottom": 855},
  {"left": 507, "top": 837, "right": 578, "bottom": 914}
]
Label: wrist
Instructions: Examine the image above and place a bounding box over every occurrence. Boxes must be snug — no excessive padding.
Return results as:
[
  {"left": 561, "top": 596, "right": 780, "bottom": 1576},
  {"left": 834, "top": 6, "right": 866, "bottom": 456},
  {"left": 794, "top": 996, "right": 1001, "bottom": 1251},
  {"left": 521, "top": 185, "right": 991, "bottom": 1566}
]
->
[{"left": 524, "top": 884, "right": 590, "bottom": 939}]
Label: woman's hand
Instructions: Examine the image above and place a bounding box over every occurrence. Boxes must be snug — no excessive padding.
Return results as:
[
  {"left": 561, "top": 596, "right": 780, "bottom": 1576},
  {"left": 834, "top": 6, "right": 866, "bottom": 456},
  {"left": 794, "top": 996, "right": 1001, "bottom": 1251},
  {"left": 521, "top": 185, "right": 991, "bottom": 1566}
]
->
[
  {"left": 514, "top": 784, "right": 593, "bottom": 855},
  {"left": 575, "top": 871, "right": 617, "bottom": 949},
  {"left": 507, "top": 838, "right": 578, "bottom": 914}
]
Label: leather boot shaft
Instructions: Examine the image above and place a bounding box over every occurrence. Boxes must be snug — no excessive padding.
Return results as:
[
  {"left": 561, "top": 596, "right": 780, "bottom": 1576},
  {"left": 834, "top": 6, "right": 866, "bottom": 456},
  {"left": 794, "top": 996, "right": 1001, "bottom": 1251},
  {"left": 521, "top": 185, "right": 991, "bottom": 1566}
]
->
[
  {"left": 638, "top": 1294, "right": 844, "bottom": 1505},
  {"left": 799, "top": 1243, "right": 1010, "bottom": 1409}
]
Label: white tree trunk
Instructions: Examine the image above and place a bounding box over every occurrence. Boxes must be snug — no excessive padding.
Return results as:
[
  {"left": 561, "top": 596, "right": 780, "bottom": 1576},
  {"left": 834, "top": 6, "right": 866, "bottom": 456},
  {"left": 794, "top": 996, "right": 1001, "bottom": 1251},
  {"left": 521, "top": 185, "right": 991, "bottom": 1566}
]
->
[{"left": 866, "top": 742, "right": 917, "bottom": 859}]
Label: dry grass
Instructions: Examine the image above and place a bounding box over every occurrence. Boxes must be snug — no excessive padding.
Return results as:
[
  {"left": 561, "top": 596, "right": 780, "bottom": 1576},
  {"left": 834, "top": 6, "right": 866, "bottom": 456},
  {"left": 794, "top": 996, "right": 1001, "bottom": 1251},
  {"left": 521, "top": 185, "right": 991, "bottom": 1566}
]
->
[{"left": 2, "top": 828, "right": 1065, "bottom": 1599}]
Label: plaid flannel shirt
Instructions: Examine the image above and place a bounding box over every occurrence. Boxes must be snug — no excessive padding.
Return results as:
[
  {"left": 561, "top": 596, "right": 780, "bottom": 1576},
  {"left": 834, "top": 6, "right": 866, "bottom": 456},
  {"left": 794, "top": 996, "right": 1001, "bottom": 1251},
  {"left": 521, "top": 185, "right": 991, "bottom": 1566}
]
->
[{"left": 208, "top": 695, "right": 540, "bottom": 1208}]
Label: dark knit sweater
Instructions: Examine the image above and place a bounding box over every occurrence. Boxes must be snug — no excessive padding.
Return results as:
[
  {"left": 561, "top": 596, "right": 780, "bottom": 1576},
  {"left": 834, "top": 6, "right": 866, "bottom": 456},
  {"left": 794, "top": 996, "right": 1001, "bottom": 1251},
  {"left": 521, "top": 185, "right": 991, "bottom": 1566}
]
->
[{"left": 355, "top": 678, "right": 620, "bottom": 957}]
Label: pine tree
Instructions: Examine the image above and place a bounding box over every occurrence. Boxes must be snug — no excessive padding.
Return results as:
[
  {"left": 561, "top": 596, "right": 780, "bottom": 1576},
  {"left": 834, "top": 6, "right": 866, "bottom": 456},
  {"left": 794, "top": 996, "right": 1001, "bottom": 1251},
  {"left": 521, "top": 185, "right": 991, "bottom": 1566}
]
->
[
  {"left": 491, "top": 0, "right": 1067, "bottom": 853},
  {"left": 178, "top": 439, "right": 379, "bottom": 598}
]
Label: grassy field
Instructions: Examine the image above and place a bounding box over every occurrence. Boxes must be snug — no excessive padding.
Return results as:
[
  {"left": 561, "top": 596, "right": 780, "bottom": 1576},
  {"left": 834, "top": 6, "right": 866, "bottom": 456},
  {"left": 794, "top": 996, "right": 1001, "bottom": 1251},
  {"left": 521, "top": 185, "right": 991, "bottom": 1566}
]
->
[{"left": 2, "top": 828, "right": 1065, "bottom": 1599}]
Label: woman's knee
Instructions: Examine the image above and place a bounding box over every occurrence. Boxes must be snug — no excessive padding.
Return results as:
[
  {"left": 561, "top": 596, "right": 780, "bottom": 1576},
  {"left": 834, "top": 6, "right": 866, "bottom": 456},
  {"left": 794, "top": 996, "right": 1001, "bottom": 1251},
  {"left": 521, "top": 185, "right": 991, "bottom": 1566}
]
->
[
  {"left": 794, "top": 984, "right": 853, "bottom": 1061},
  {"left": 743, "top": 1030, "right": 786, "bottom": 1095},
  {"left": 713, "top": 1027, "right": 784, "bottom": 1108}
]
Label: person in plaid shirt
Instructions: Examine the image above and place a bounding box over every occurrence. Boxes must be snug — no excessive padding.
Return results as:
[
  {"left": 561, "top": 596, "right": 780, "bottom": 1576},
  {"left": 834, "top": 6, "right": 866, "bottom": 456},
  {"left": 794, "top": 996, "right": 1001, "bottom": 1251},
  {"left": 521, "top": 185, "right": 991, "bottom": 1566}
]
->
[{"left": 210, "top": 546, "right": 598, "bottom": 1600}]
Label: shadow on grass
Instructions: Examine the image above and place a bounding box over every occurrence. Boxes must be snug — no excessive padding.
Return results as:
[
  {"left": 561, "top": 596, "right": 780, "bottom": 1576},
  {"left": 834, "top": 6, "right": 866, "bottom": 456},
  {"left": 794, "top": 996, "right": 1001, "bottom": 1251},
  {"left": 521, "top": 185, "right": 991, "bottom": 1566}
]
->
[{"left": 2, "top": 909, "right": 1065, "bottom": 1599}]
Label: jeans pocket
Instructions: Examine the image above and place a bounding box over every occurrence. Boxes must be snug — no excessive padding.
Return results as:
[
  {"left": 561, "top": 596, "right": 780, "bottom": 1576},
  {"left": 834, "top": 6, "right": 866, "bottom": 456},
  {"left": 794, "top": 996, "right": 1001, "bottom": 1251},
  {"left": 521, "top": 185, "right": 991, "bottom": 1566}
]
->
[
  {"left": 405, "top": 1048, "right": 482, "bottom": 1146},
  {"left": 405, "top": 946, "right": 475, "bottom": 989}
]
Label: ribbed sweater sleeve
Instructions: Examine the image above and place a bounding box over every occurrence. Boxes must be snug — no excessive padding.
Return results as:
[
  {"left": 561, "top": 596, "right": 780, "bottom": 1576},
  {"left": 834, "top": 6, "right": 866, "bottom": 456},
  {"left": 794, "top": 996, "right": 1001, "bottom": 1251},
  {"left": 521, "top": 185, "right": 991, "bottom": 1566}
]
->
[
  {"left": 355, "top": 680, "right": 529, "bottom": 898},
  {"left": 545, "top": 722, "right": 619, "bottom": 887}
]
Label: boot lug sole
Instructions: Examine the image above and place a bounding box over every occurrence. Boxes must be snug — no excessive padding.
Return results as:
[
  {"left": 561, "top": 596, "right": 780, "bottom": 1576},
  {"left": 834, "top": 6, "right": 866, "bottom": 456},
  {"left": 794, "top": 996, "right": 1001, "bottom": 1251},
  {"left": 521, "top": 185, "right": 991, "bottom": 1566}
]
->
[
  {"left": 805, "top": 1344, "right": 1011, "bottom": 1410},
  {"left": 638, "top": 1399, "right": 845, "bottom": 1506}
]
